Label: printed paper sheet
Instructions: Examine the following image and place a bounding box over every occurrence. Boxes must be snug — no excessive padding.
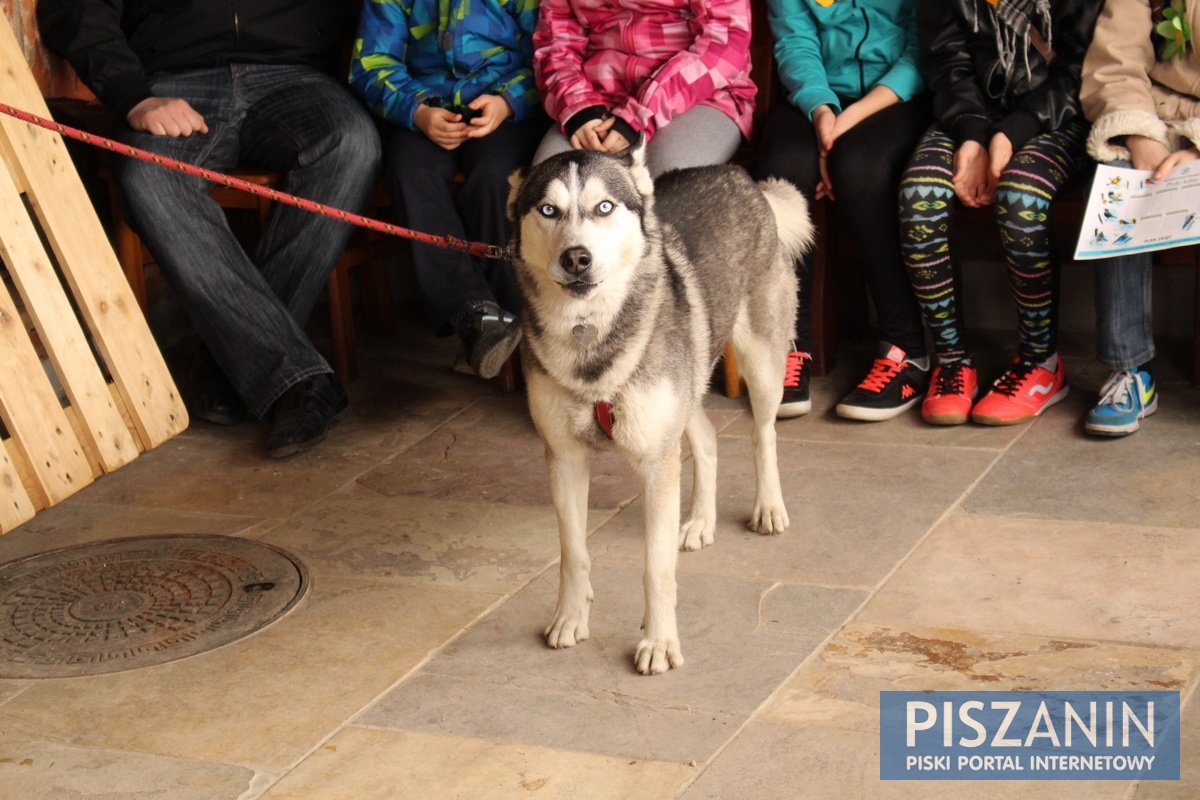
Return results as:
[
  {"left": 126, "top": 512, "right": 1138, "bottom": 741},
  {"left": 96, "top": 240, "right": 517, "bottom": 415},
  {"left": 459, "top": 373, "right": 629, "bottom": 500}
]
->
[{"left": 1074, "top": 162, "right": 1200, "bottom": 260}]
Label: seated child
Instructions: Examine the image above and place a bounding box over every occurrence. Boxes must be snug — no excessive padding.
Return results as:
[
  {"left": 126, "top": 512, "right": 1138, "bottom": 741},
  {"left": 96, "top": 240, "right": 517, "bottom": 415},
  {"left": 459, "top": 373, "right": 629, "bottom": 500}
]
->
[
  {"left": 350, "top": 0, "right": 546, "bottom": 378},
  {"left": 1078, "top": 0, "right": 1200, "bottom": 435},
  {"left": 531, "top": 0, "right": 757, "bottom": 177},
  {"left": 899, "top": 0, "right": 1104, "bottom": 427},
  {"left": 755, "top": 0, "right": 932, "bottom": 420}
]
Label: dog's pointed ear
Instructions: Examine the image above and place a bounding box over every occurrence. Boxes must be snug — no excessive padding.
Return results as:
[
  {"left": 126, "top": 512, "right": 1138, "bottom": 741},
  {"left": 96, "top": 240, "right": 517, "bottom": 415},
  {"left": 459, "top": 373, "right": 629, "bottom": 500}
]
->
[
  {"left": 621, "top": 134, "right": 653, "bottom": 197},
  {"left": 506, "top": 166, "right": 527, "bottom": 223}
]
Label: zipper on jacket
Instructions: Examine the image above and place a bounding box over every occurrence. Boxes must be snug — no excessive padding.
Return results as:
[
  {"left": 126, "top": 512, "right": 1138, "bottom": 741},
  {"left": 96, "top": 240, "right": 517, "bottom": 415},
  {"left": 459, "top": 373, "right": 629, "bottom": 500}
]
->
[
  {"left": 852, "top": 0, "right": 868, "bottom": 98},
  {"left": 233, "top": 1, "right": 241, "bottom": 50}
]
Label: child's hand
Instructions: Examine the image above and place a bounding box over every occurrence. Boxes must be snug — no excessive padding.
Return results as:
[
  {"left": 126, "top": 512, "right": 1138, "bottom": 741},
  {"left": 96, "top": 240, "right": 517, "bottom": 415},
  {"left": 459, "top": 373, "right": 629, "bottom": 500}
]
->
[
  {"left": 603, "top": 128, "right": 630, "bottom": 153},
  {"left": 570, "top": 117, "right": 613, "bottom": 151},
  {"left": 466, "top": 94, "right": 513, "bottom": 138},
  {"left": 1127, "top": 135, "right": 1170, "bottom": 173},
  {"left": 988, "top": 132, "right": 1013, "bottom": 181},
  {"left": 414, "top": 105, "right": 469, "bottom": 150},
  {"left": 815, "top": 155, "right": 835, "bottom": 201},
  {"left": 830, "top": 111, "right": 859, "bottom": 148},
  {"left": 953, "top": 140, "right": 994, "bottom": 208},
  {"left": 812, "top": 105, "right": 836, "bottom": 154},
  {"left": 1153, "top": 147, "right": 1200, "bottom": 181}
]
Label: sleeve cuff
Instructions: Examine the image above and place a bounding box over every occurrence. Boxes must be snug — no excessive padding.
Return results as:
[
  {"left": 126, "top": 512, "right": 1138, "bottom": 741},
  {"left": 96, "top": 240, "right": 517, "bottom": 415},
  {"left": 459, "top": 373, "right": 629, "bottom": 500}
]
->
[
  {"left": 498, "top": 89, "right": 528, "bottom": 123},
  {"left": 794, "top": 87, "right": 840, "bottom": 121},
  {"left": 951, "top": 114, "right": 991, "bottom": 146},
  {"left": 609, "top": 116, "right": 637, "bottom": 145},
  {"left": 103, "top": 72, "right": 154, "bottom": 118},
  {"left": 1170, "top": 118, "right": 1200, "bottom": 151},
  {"left": 564, "top": 106, "right": 607, "bottom": 138},
  {"left": 877, "top": 64, "right": 922, "bottom": 103},
  {"left": 992, "top": 109, "right": 1041, "bottom": 152},
  {"left": 1088, "top": 109, "right": 1170, "bottom": 162}
]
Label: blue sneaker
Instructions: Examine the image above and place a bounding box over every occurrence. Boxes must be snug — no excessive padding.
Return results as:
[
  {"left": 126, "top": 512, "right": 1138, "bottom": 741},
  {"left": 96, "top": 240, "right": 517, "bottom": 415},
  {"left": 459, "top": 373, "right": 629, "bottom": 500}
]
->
[{"left": 1085, "top": 369, "right": 1157, "bottom": 437}]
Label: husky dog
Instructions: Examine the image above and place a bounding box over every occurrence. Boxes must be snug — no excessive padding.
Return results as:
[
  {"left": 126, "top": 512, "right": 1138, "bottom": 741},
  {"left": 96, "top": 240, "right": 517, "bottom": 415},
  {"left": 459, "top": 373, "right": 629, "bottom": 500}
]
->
[{"left": 507, "top": 142, "right": 812, "bottom": 674}]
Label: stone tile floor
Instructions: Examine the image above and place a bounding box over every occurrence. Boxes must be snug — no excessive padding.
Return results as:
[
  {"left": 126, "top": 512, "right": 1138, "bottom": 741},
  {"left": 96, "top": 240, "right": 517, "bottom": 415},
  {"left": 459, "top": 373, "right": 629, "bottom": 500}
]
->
[{"left": 0, "top": 326, "right": 1198, "bottom": 799}]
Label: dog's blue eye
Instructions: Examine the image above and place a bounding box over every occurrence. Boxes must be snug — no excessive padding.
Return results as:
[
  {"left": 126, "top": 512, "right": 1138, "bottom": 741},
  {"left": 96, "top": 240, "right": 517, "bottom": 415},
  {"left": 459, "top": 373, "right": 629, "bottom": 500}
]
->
[
  {"left": 596, "top": 200, "right": 615, "bottom": 216},
  {"left": 539, "top": 203, "right": 557, "bottom": 218}
]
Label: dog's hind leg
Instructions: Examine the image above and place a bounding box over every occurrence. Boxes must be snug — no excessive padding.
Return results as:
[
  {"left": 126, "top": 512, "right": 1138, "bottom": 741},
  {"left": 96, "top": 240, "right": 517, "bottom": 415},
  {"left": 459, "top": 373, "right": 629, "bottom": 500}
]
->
[
  {"left": 544, "top": 439, "right": 594, "bottom": 649},
  {"left": 635, "top": 447, "right": 685, "bottom": 674},
  {"left": 732, "top": 321, "right": 790, "bottom": 535},
  {"left": 680, "top": 406, "right": 717, "bottom": 551}
]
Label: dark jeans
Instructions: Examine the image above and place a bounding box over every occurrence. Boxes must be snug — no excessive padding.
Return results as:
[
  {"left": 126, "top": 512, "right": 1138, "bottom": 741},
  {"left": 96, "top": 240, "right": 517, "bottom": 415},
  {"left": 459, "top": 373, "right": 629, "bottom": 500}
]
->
[
  {"left": 117, "top": 64, "right": 382, "bottom": 417},
  {"left": 754, "top": 96, "right": 930, "bottom": 356},
  {"left": 386, "top": 114, "right": 547, "bottom": 332}
]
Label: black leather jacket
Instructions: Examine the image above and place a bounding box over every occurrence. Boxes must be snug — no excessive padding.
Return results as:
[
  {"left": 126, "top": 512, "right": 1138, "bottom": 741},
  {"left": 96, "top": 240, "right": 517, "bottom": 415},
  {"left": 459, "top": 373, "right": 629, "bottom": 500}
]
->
[
  {"left": 38, "top": 0, "right": 354, "bottom": 115},
  {"left": 917, "top": 0, "right": 1103, "bottom": 150}
]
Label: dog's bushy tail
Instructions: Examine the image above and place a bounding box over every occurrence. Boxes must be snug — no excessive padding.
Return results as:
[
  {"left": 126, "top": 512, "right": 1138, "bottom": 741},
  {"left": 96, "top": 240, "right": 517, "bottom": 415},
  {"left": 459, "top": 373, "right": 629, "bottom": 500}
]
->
[{"left": 758, "top": 178, "right": 815, "bottom": 263}]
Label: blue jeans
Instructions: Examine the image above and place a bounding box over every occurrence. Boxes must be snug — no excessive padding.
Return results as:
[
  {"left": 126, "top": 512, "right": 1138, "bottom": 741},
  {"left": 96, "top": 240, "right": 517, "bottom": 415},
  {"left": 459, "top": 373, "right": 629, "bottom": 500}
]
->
[
  {"left": 117, "top": 64, "right": 382, "bottom": 417},
  {"left": 1092, "top": 159, "right": 1155, "bottom": 371}
]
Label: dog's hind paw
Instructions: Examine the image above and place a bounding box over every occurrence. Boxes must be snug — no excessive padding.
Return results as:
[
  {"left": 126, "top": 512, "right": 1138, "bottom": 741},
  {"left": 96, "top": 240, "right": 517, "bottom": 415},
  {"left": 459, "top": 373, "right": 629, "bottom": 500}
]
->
[
  {"left": 678, "top": 516, "right": 715, "bottom": 551},
  {"left": 749, "top": 504, "right": 789, "bottom": 536},
  {"left": 545, "top": 614, "right": 590, "bottom": 649},
  {"left": 635, "top": 638, "right": 684, "bottom": 675}
]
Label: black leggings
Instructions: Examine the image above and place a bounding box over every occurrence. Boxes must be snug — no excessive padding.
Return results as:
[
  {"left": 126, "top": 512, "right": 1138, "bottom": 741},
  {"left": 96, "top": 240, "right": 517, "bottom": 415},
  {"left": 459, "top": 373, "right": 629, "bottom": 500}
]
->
[{"left": 754, "top": 96, "right": 931, "bottom": 356}]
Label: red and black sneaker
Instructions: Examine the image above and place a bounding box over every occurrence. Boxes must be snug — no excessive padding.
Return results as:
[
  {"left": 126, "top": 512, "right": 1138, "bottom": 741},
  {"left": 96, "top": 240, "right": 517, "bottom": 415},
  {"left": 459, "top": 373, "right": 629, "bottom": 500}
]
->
[
  {"left": 836, "top": 344, "right": 929, "bottom": 422},
  {"left": 921, "top": 360, "right": 979, "bottom": 426},
  {"left": 778, "top": 350, "right": 812, "bottom": 419}
]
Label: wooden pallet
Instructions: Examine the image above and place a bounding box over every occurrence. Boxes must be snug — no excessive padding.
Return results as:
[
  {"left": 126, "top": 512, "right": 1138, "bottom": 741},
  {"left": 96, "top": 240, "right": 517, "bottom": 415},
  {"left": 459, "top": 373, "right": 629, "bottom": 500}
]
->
[{"left": 0, "top": 17, "right": 187, "bottom": 535}]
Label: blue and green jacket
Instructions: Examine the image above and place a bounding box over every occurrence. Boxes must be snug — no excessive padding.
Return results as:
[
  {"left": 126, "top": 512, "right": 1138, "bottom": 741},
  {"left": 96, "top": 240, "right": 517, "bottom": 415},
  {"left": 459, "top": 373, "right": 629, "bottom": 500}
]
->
[
  {"left": 349, "top": 0, "right": 540, "bottom": 131},
  {"left": 768, "top": 0, "right": 922, "bottom": 120}
]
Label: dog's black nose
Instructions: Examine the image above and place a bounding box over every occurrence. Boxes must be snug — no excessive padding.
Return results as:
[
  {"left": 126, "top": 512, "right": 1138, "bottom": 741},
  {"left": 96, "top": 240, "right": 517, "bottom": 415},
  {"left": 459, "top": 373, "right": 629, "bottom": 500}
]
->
[{"left": 559, "top": 247, "right": 592, "bottom": 276}]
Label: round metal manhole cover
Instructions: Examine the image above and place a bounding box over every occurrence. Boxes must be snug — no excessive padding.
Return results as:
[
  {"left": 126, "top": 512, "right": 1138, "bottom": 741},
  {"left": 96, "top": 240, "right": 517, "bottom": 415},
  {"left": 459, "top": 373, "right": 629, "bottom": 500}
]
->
[{"left": 0, "top": 535, "right": 308, "bottom": 678}]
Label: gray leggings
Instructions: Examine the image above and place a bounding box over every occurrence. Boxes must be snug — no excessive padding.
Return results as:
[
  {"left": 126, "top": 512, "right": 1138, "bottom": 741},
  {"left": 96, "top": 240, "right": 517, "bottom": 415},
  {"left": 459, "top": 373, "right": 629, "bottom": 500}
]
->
[{"left": 532, "top": 105, "right": 742, "bottom": 177}]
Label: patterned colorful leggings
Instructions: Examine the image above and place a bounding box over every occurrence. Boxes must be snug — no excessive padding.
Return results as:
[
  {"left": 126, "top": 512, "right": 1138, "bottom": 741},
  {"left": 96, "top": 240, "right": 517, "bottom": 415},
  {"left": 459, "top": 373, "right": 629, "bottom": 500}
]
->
[{"left": 898, "top": 121, "right": 1088, "bottom": 363}]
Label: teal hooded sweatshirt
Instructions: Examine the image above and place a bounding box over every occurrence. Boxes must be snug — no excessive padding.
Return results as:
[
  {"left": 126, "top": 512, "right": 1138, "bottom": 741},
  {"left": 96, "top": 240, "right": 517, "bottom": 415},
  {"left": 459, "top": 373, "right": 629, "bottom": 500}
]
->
[{"left": 768, "top": 0, "right": 922, "bottom": 120}]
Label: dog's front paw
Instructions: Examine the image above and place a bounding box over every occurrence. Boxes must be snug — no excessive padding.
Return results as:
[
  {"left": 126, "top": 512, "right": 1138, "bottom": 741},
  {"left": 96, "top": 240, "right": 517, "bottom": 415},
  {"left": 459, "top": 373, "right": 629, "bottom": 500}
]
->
[
  {"left": 634, "top": 637, "right": 684, "bottom": 674},
  {"left": 545, "top": 611, "right": 590, "bottom": 649},
  {"left": 678, "top": 515, "right": 715, "bottom": 551},
  {"left": 749, "top": 503, "right": 789, "bottom": 536}
]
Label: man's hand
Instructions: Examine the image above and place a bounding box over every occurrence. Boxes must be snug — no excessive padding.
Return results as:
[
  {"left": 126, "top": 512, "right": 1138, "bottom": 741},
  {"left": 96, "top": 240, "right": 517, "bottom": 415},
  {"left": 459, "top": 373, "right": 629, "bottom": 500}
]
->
[
  {"left": 127, "top": 97, "right": 208, "bottom": 137},
  {"left": 953, "top": 140, "right": 994, "bottom": 207},
  {"left": 988, "top": 131, "right": 1014, "bottom": 181},
  {"left": 570, "top": 116, "right": 613, "bottom": 151},
  {"left": 465, "top": 94, "right": 512, "bottom": 138},
  {"left": 414, "top": 104, "right": 469, "bottom": 150}
]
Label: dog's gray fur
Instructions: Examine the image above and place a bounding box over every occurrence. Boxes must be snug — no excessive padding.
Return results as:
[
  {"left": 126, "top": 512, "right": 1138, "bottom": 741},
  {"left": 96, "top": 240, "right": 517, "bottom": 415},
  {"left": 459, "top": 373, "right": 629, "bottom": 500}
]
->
[{"left": 507, "top": 142, "right": 813, "bottom": 674}]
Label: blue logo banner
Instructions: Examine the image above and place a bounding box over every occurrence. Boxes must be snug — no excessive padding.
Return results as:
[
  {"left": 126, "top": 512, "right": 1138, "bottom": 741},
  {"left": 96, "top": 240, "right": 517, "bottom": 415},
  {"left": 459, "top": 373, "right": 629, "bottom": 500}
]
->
[{"left": 880, "top": 691, "right": 1180, "bottom": 780}]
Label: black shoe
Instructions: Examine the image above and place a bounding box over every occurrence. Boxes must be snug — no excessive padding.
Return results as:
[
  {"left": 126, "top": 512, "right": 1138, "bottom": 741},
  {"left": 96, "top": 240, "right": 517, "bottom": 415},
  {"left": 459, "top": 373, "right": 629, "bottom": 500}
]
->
[
  {"left": 836, "top": 344, "right": 929, "bottom": 422},
  {"left": 458, "top": 301, "right": 522, "bottom": 380},
  {"left": 191, "top": 355, "right": 247, "bottom": 426},
  {"left": 778, "top": 350, "right": 812, "bottom": 419},
  {"left": 264, "top": 373, "right": 348, "bottom": 459}
]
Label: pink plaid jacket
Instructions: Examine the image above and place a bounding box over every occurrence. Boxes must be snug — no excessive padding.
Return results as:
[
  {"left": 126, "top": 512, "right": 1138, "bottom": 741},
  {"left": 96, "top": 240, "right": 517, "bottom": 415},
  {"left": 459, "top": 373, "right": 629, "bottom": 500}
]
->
[{"left": 532, "top": 0, "right": 757, "bottom": 141}]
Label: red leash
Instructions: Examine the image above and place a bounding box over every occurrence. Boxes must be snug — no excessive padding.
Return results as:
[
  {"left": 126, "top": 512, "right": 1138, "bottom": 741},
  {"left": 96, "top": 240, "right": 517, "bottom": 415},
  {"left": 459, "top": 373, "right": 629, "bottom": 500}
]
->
[{"left": 0, "top": 102, "right": 510, "bottom": 261}]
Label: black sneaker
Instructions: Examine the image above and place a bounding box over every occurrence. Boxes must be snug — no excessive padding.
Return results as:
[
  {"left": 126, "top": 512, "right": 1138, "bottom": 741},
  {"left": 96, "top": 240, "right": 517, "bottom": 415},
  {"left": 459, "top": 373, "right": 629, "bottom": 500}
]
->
[
  {"left": 264, "top": 373, "right": 348, "bottom": 459},
  {"left": 778, "top": 350, "right": 812, "bottom": 419},
  {"left": 458, "top": 301, "right": 522, "bottom": 380},
  {"left": 836, "top": 344, "right": 929, "bottom": 422}
]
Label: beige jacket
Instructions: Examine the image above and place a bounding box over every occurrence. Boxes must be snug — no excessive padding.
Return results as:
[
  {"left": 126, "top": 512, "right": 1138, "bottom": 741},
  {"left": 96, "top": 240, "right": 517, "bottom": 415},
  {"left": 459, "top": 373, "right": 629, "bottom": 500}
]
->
[{"left": 1081, "top": 0, "right": 1200, "bottom": 161}]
